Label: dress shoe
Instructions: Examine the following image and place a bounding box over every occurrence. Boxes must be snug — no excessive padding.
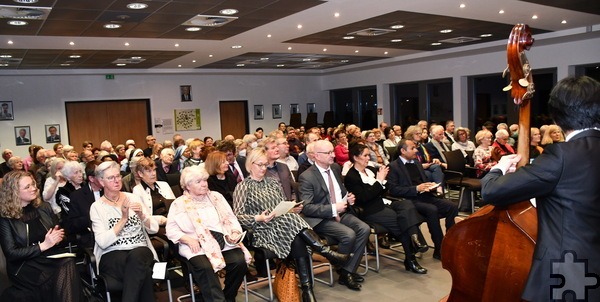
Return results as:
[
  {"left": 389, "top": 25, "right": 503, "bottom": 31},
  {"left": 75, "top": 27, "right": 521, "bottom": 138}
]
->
[
  {"left": 300, "top": 229, "right": 350, "bottom": 266},
  {"left": 338, "top": 271, "right": 362, "bottom": 290},
  {"left": 433, "top": 249, "right": 442, "bottom": 260},
  {"left": 377, "top": 235, "right": 390, "bottom": 249},
  {"left": 366, "top": 241, "right": 376, "bottom": 255},
  {"left": 404, "top": 258, "right": 427, "bottom": 274},
  {"left": 411, "top": 234, "right": 429, "bottom": 254},
  {"left": 351, "top": 273, "right": 364, "bottom": 283}
]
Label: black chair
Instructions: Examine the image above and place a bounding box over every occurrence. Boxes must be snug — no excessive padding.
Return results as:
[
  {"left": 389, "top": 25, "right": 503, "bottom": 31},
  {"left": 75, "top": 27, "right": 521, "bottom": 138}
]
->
[
  {"left": 305, "top": 112, "right": 318, "bottom": 129},
  {"left": 289, "top": 113, "right": 302, "bottom": 129},
  {"left": 443, "top": 150, "right": 482, "bottom": 213},
  {"left": 385, "top": 146, "right": 399, "bottom": 162},
  {"left": 322, "top": 111, "right": 335, "bottom": 129}
]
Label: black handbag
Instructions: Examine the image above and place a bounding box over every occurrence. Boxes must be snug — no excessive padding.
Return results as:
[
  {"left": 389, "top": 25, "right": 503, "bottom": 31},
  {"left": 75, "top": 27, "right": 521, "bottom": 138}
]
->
[{"left": 210, "top": 230, "right": 226, "bottom": 250}]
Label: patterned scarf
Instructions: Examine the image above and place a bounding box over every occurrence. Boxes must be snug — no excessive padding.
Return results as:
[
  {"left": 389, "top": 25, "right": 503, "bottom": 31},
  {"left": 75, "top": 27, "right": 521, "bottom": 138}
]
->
[{"left": 181, "top": 192, "right": 252, "bottom": 272}]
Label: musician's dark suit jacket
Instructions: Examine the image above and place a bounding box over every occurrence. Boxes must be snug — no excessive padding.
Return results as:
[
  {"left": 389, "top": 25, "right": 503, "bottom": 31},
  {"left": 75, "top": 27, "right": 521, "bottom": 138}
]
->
[
  {"left": 482, "top": 129, "right": 600, "bottom": 301},
  {"left": 63, "top": 182, "right": 98, "bottom": 248},
  {"left": 155, "top": 159, "right": 179, "bottom": 182}
]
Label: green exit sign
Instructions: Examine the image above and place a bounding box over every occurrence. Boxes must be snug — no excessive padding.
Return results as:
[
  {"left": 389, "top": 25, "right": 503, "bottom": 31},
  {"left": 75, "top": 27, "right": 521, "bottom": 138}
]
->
[{"left": 105, "top": 74, "right": 115, "bottom": 80}]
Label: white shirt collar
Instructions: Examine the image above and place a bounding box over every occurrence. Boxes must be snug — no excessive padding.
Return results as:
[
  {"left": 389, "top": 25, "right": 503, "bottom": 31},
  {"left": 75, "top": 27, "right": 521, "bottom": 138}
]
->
[{"left": 565, "top": 127, "right": 600, "bottom": 142}]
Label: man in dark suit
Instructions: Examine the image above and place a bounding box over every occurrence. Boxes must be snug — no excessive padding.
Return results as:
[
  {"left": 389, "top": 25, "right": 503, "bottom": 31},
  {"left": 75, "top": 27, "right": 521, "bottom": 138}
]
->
[
  {"left": 481, "top": 76, "right": 600, "bottom": 301},
  {"left": 63, "top": 162, "right": 101, "bottom": 248},
  {"left": 387, "top": 139, "right": 458, "bottom": 260},
  {"left": 299, "top": 140, "right": 370, "bottom": 290},
  {"left": 262, "top": 137, "right": 296, "bottom": 200},
  {"left": 0, "top": 149, "right": 13, "bottom": 177},
  {"left": 217, "top": 140, "right": 247, "bottom": 182},
  {"left": 46, "top": 125, "right": 60, "bottom": 143},
  {"left": 16, "top": 128, "right": 30, "bottom": 145},
  {"left": 155, "top": 148, "right": 179, "bottom": 183}
]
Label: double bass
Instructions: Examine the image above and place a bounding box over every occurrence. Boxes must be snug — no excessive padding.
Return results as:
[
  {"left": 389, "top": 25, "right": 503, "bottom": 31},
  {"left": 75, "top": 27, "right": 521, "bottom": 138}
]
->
[{"left": 441, "top": 24, "right": 537, "bottom": 302}]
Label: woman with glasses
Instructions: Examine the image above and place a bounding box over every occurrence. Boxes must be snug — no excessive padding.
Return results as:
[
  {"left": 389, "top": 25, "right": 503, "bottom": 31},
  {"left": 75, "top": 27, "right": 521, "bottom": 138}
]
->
[
  {"left": 333, "top": 130, "right": 350, "bottom": 166},
  {"left": 451, "top": 127, "right": 476, "bottom": 157},
  {"left": 90, "top": 161, "right": 158, "bottom": 302},
  {"left": 233, "top": 148, "right": 349, "bottom": 302},
  {"left": 473, "top": 130, "right": 497, "bottom": 178}
]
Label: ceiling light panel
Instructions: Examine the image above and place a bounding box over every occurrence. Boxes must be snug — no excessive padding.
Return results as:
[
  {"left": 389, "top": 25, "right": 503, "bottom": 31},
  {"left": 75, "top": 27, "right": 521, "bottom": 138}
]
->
[
  {"left": 183, "top": 15, "right": 238, "bottom": 27},
  {"left": 0, "top": 5, "right": 51, "bottom": 20}
]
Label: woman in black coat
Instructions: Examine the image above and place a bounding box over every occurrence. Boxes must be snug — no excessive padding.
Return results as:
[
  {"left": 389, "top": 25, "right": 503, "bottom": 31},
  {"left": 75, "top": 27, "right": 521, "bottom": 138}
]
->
[
  {"left": 344, "top": 144, "right": 429, "bottom": 274},
  {"left": 0, "top": 170, "right": 81, "bottom": 302}
]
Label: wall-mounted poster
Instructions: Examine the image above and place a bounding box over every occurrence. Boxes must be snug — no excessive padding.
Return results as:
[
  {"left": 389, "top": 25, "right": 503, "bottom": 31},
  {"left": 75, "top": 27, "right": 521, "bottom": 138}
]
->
[
  {"left": 0, "top": 101, "right": 14, "bottom": 120},
  {"left": 272, "top": 104, "right": 282, "bottom": 119},
  {"left": 45, "top": 124, "right": 61, "bottom": 143},
  {"left": 307, "top": 103, "right": 316, "bottom": 114},
  {"left": 15, "top": 126, "right": 31, "bottom": 145},
  {"left": 290, "top": 103, "right": 300, "bottom": 115},
  {"left": 180, "top": 85, "right": 192, "bottom": 102},
  {"left": 254, "top": 105, "right": 264, "bottom": 120},
  {"left": 174, "top": 109, "right": 201, "bottom": 131}
]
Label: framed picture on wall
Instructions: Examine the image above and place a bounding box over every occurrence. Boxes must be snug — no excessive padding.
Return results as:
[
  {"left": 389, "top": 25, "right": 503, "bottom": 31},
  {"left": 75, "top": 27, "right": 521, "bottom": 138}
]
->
[
  {"left": 307, "top": 103, "right": 316, "bottom": 114},
  {"left": 0, "top": 101, "right": 14, "bottom": 120},
  {"left": 290, "top": 103, "right": 300, "bottom": 115},
  {"left": 272, "top": 104, "right": 282, "bottom": 119},
  {"left": 180, "top": 85, "right": 192, "bottom": 102},
  {"left": 45, "top": 124, "right": 61, "bottom": 143},
  {"left": 254, "top": 105, "right": 264, "bottom": 120},
  {"left": 15, "top": 126, "right": 31, "bottom": 146}
]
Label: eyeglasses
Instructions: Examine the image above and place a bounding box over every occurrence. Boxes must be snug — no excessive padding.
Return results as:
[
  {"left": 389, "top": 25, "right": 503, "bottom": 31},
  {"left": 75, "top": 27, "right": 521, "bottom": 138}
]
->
[
  {"left": 316, "top": 151, "right": 334, "bottom": 155},
  {"left": 104, "top": 175, "right": 122, "bottom": 182},
  {"left": 252, "top": 162, "right": 268, "bottom": 168}
]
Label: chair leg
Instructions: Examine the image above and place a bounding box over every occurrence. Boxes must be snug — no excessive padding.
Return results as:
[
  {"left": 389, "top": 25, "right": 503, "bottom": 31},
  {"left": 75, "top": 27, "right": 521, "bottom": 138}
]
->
[
  {"left": 243, "top": 257, "right": 275, "bottom": 302},
  {"left": 309, "top": 255, "right": 334, "bottom": 287}
]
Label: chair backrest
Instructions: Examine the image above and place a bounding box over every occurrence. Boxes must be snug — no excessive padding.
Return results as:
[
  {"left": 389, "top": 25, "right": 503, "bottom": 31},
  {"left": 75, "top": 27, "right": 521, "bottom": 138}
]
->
[
  {"left": 322, "top": 111, "right": 335, "bottom": 128},
  {"left": 385, "top": 146, "right": 399, "bottom": 161},
  {"left": 289, "top": 113, "right": 302, "bottom": 128},
  {"left": 443, "top": 150, "right": 467, "bottom": 173},
  {"left": 465, "top": 150, "right": 475, "bottom": 166},
  {"left": 305, "top": 112, "right": 318, "bottom": 129}
]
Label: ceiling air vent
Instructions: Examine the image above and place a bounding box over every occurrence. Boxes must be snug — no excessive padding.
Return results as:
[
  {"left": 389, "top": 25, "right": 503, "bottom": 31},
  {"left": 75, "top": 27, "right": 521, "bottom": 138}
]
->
[
  {"left": 0, "top": 5, "right": 51, "bottom": 20},
  {"left": 183, "top": 15, "right": 238, "bottom": 27},
  {"left": 347, "top": 28, "right": 396, "bottom": 37},
  {"left": 112, "top": 58, "right": 146, "bottom": 64},
  {"left": 0, "top": 57, "right": 22, "bottom": 64},
  {"left": 439, "top": 36, "right": 481, "bottom": 44}
]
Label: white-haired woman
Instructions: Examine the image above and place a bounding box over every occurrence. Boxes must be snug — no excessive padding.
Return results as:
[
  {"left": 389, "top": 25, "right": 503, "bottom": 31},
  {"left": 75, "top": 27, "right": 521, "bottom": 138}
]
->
[
  {"left": 166, "top": 165, "right": 250, "bottom": 302},
  {"left": 90, "top": 161, "right": 158, "bottom": 302},
  {"left": 55, "top": 161, "right": 84, "bottom": 225},
  {"left": 43, "top": 157, "right": 66, "bottom": 215},
  {"left": 473, "top": 130, "right": 497, "bottom": 178}
]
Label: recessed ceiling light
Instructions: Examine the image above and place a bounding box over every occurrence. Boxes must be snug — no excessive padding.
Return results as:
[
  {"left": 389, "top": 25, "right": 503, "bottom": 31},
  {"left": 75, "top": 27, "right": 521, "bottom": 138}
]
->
[
  {"left": 236, "top": 64, "right": 245, "bottom": 67},
  {"left": 303, "top": 58, "right": 312, "bottom": 61},
  {"left": 459, "top": 3, "right": 466, "bottom": 8},
  {"left": 390, "top": 25, "right": 404, "bottom": 29},
  {"left": 192, "top": 60, "right": 196, "bottom": 63},
  {"left": 186, "top": 27, "right": 201, "bottom": 32},
  {"left": 499, "top": 10, "right": 505, "bottom": 14},
  {"left": 131, "top": 56, "right": 141, "bottom": 59},
  {"left": 354, "top": 50, "right": 359, "bottom": 53},
  {"left": 104, "top": 23, "right": 121, "bottom": 29},
  {"left": 69, "top": 41, "right": 75, "bottom": 46},
  {"left": 13, "top": 0, "right": 39, "bottom": 3},
  {"left": 231, "top": 45, "right": 242, "bottom": 49},
  {"left": 69, "top": 55, "right": 81, "bottom": 58},
  {"left": 287, "top": 47, "right": 292, "bottom": 50},
  {"left": 440, "top": 29, "right": 452, "bottom": 34},
  {"left": 8, "top": 20, "right": 28, "bottom": 26},
  {"left": 267, "top": 34, "right": 272, "bottom": 38},
  {"left": 480, "top": 33, "right": 492, "bottom": 38},
  {"left": 341, "top": 60, "right": 349, "bottom": 63},
  {"left": 297, "top": 24, "right": 302, "bottom": 29},
  {"left": 531, "top": 15, "right": 538, "bottom": 19},
  {"left": 0, "top": 64, "right": 8, "bottom": 67},
  {"left": 219, "top": 9, "right": 238, "bottom": 15},
  {"left": 7, "top": 40, "right": 13, "bottom": 45},
  {"left": 561, "top": 20, "right": 567, "bottom": 24},
  {"left": 0, "top": 55, "right": 12, "bottom": 58},
  {"left": 127, "top": 3, "right": 148, "bottom": 10},
  {"left": 117, "top": 63, "right": 126, "bottom": 66},
  {"left": 323, "top": 48, "right": 327, "bottom": 52},
  {"left": 260, "top": 57, "right": 269, "bottom": 61},
  {"left": 277, "top": 64, "right": 285, "bottom": 67},
  {"left": 343, "top": 36, "right": 355, "bottom": 40},
  {"left": 431, "top": 42, "right": 442, "bottom": 46},
  {"left": 174, "top": 43, "right": 180, "bottom": 47},
  {"left": 209, "top": 54, "right": 213, "bottom": 57},
  {"left": 60, "top": 63, "right": 70, "bottom": 66},
  {"left": 334, "top": 12, "right": 340, "bottom": 18},
  {"left": 178, "top": 65, "right": 182, "bottom": 67},
  {"left": 384, "top": 51, "right": 388, "bottom": 55},
  {"left": 124, "top": 42, "right": 130, "bottom": 46},
  {"left": 391, "top": 39, "right": 402, "bottom": 42}
]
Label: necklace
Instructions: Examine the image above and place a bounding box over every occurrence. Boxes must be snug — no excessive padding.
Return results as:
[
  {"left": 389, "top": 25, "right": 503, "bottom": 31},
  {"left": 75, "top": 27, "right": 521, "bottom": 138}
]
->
[{"left": 104, "top": 193, "right": 120, "bottom": 203}]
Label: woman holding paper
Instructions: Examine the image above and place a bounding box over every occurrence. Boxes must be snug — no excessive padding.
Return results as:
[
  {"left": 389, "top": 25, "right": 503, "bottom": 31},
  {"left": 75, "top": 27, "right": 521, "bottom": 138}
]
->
[
  {"left": 233, "top": 148, "right": 349, "bottom": 302},
  {"left": 166, "top": 165, "right": 249, "bottom": 302},
  {"left": 89, "top": 161, "right": 158, "bottom": 302},
  {"left": 0, "top": 170, "right": 82, "bottom": 301}
]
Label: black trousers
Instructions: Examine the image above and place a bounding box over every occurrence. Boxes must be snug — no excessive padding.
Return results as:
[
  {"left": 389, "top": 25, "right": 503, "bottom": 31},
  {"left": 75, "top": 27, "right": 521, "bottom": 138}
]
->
[
  {"left": 412, "top": 195, "right": 458, "bottom": 249},
  {"left": 189, "top": 248, "right": 247, "bottom": 302},
  {"left": 363, "top": 205, "right": 421, "bottom": 255},
  {"left": 99, "top": 246, "right": 156, "bottom": 302}
]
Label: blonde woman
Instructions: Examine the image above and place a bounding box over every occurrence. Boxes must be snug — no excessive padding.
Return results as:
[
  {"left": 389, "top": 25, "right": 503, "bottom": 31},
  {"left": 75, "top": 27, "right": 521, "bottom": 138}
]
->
[
  {"left": 43, "top": 157, "right": 66, "bottom": 214},
  {"left": 541, "top": 124, "right": 565, "bottom": 147},
  {"left": 473, "top": 130, "right": 497, "bottom": 178}
]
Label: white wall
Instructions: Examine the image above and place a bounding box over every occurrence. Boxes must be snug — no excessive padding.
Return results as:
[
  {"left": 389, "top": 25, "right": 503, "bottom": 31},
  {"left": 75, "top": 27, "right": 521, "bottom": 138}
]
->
[{"left": 0, "top": 72, "right": 326, "bottom": 157}]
